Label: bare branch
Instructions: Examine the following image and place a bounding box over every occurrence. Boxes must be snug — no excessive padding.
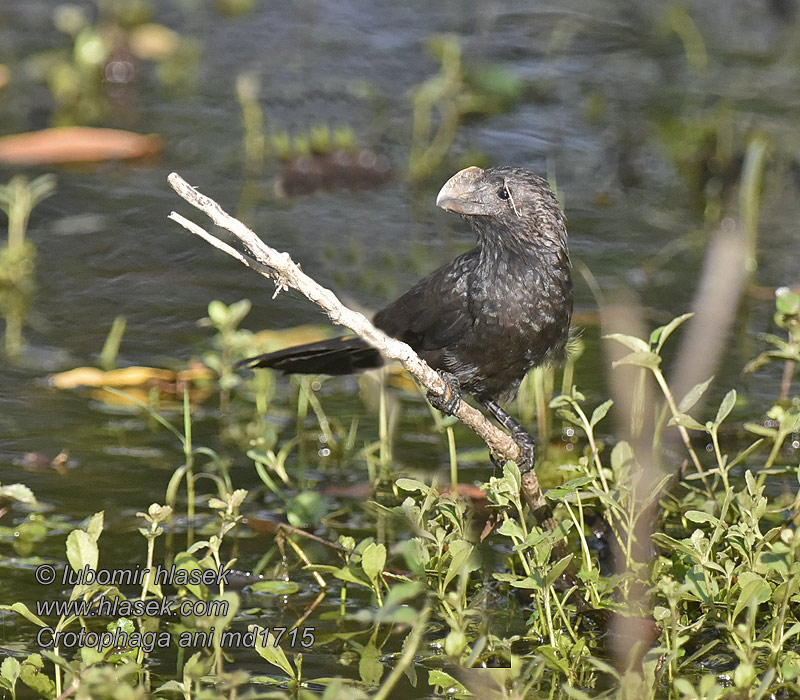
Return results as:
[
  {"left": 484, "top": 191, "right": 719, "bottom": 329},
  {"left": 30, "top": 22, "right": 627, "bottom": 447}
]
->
[{"left": 167, "top": 172, "right": 549, "bottom": 510}]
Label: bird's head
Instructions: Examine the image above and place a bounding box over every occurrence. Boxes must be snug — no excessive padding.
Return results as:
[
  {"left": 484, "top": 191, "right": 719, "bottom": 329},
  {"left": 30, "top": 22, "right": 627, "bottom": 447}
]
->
[{"left": 435, "top": 166, "right": 567, "bottom": 251}]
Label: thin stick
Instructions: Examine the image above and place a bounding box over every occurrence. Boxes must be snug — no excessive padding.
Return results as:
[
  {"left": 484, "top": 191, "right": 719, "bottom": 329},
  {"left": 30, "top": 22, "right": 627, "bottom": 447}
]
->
[{"left": 167, "top": 172, "right": 549, "bottom": 512}]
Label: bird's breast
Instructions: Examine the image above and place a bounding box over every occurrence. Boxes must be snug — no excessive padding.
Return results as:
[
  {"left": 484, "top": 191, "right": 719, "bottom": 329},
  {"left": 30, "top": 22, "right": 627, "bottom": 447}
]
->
[{"left": 468, "top": 255, "right": 571, "bottom": 358}]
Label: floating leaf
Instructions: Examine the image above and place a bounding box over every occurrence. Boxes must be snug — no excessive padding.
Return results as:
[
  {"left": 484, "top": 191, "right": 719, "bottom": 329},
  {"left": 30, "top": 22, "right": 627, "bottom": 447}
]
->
[
  {"left": 0, "top": 127, "right": 162, "bottom": 165},
  {"left": 250, "top": 580, "right": 299, "bottom": 595}
]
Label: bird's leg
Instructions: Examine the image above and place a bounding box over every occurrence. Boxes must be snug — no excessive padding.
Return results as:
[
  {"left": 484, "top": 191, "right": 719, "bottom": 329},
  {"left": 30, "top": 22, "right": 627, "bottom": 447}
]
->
[
  {"left": 427, "top": 370, "right": 462, "bottom": 416},
  {"left": 481, "top": 399, "right": 535, "bottom": 474}
]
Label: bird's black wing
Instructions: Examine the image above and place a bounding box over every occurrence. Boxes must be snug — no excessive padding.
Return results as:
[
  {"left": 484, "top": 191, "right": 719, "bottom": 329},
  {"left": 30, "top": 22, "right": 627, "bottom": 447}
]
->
[
  {"left": 373, "top": 251, "right": 476, "bottom": 356},
  {"left": 239, "top": 252, "right": 474, "bottom": 376}
]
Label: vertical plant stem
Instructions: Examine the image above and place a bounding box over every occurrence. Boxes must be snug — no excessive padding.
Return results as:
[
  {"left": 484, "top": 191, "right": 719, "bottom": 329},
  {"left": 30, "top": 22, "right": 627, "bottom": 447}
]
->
[
  {"left": 652, "top": 368, "right": 710, "bottom": 490},
  {"left": 739, "top": 134, "right": 769, "bottom": 277},
  {"left": 446, "top": 426, "right": 458, "bottom": 494},
  {"left": 183, "top": 390, "right": 195, "bottom": 545}
]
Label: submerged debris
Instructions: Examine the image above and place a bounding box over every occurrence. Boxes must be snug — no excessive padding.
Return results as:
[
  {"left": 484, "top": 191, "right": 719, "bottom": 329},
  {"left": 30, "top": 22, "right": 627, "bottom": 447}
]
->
[{"left": 277, "top": 148, "right": 392, "bottom": 197}]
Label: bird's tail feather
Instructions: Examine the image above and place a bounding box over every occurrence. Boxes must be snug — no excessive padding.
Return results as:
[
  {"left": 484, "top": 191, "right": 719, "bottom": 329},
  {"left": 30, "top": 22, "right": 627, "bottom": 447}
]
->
[{"left": 237, "top": 336, "right": 383, "bottom": 375}]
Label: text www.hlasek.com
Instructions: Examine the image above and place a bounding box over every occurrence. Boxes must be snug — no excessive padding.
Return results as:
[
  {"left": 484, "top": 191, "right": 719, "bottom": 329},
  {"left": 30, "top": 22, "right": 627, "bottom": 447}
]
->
[{"left": 35, "top": 594, "right": 228, "bottom": 619}]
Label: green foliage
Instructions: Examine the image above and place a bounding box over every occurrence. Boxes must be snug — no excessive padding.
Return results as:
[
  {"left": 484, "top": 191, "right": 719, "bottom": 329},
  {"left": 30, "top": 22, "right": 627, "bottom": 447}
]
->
[
  {"left": 0, "top": 174, "right": 56, "bottom": 358},
  {"left": 38, "top": 1, "right": 198, "bottom": 125},
  {"left": 5, "top": 301, "right": 800, "bottom": 699},
  {"left": 408, "top": 35, "right": 523, "bottom": 181}
]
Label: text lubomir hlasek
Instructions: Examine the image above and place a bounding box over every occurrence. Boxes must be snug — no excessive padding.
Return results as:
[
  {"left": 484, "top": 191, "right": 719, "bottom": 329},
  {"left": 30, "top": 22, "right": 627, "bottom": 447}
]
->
[{"left": 59, "top": 564, "right": 229, "bottom": 587}]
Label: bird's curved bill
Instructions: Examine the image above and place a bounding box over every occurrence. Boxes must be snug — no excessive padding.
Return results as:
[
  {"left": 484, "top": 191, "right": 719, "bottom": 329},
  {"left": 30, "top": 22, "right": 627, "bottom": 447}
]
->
[{"left": 436, "top": 166, "right": 486, "bottom": 215}]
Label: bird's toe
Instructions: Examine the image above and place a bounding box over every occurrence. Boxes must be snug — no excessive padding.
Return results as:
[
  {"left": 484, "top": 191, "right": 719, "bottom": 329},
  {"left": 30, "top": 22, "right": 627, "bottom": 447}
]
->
[{"left": 427, "top": 370, "right": 462, "bottom": 415}]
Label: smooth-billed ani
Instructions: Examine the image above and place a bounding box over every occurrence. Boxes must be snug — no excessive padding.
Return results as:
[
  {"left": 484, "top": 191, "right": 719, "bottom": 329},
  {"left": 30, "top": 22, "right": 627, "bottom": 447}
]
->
[{"left": 240, "top": 165, "right": 573, "bottom": 472}]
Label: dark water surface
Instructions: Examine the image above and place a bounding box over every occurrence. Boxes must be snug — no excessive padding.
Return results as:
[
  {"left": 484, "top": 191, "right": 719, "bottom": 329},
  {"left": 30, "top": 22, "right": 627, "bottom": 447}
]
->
[{"left": 1, "top": 0, "right": 799, "bottom": 694}]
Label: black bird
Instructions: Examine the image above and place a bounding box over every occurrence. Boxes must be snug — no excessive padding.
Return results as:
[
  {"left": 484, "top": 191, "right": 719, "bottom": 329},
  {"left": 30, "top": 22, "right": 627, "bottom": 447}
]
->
[{"left": 240, "top": 166, "right": 573, "bottom": 472}]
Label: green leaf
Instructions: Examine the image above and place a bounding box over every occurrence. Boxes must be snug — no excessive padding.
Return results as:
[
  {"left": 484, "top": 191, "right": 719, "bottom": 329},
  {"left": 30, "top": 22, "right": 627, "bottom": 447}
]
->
[
  {"left": 361, "top": 543, "right": 386, "bottom": 584},
  {"left": 714, "top": 390, "right": 737, "bottom": 426},
  {"left": 286, "top": 491, "right": 328, "bottom": 528},
  {"left": 546, "top": 476, "right": 595, "bottom": 499},
  {"left": 685, "top": 510, "right": 718, "bottom": 525},
  {"left": 651, "top": 533, "right": 702, "bottom": 561},
  {"left": 66, "top": 529, "right": 98, "bottom": 574},
  {"left": 8, "top": 603, "right": 46, "bottom": 628},
  {"left": 744, "top": 422, "right": 776, "bottom": 438},
  {"left": 733, "top": 576, "right": 771, "bottom": 621},
  {"left": 561, "top": 684, "right": 595, "bottom": 700},
  {"left": 207, "top": 300, "right": 228, "bottom": 326},
  {"left": 173, "top": 552, "right": 209, "bottom": 600},
  {"left": 227, "top": 298, "right": 252, "bottom": 326},
  {"left": 155, "top": 681, "right": 189, "bottom": 694},
  {"left": 673, "top": 679, "right": 697, "bottom": 696},
  {"left": 590, "top": 399, "right": 613, "bottom": 427},
  {"left": 669, "top": 413, "right": 707, "bottom": 431},
  {"left": 85, "top": 511, "right": 104, "bottom": 542},
  {"left": 250, "top": 580, "right": 300, "bottom": 595},
  {"left": 0, "top": 483, "right": 38, "bottom": 506},
  {"left": 428, "top": 669, "right": 468, "bottom": 693},
  {"left": 381, "top": 583, "right": 425, "bottom": 613},
  {"left": 496, "top": 518, "right": 525, "bottom": 540},
  {"left": 603, "top": 333, "right": 650, "bottom": 352},
  {"left": 733, "top": 662, "right": 756, "bottom": 688},
  {"left": 443, "top": 540, "right": 474, "bottom": 589},
  {"left": 612, "top": 351, "right": 662, "bottom": 370},
  {"left": 395, "top": 478, "right": 431, "bottom": 495},
  {"left": 545, "top": 554, "right": 575, "bottom": 589},
  {"left": 610, "top": 440, "right": 634, "bottom": 474},
  {"left": 650, "top": 313, "right": 693, "bottom": 353},
  {"left": 19, "top": 654, "right": 56, "bottom": 698},
  {"left": 251, "top": 627, "right": 296, "bottom": 679},
  {"left": 358, "top": 639, "right": 384, "bottom": 686},
  {"left": 678, "top": 377, "right": 713, "bottom": 413},
  {"left": 312, "top": 564, "right": 370, "bottom": 587},
  {"left": 1, "top": 657, "right": 20, "bottom": 685},
  {"left": 776, "top": 286, "right": 800, "bottom": 315}
]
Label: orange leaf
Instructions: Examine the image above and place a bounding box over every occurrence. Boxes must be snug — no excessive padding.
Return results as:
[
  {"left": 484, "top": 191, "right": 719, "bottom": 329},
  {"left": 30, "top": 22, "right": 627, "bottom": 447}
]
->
[{"left": 0, "top": 127, "right": 162, "bottom": 165}]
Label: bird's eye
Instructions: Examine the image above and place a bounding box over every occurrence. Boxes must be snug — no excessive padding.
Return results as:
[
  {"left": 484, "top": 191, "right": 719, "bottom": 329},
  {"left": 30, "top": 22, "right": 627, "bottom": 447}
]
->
[{"left": 497, "top": 187, "right": 510, "bottom": 200}]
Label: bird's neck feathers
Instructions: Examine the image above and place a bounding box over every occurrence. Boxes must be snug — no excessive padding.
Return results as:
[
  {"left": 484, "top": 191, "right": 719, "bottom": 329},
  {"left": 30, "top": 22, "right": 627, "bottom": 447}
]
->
[{"left": 470, "top": 214, "right": 570, "bottom": 277}]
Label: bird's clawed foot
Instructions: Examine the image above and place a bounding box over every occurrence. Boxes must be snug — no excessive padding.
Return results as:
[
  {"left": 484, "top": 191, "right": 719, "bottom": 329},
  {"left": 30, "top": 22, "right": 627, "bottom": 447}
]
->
[
  {"left": 513, "top": 429, "right": 536, "bottom": 475},
  {"left": 490, "top": 430, "right": 535, "bottom": 474},
  {"left": 427, "top": 370, "right": 462, "bottom": 415}
]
